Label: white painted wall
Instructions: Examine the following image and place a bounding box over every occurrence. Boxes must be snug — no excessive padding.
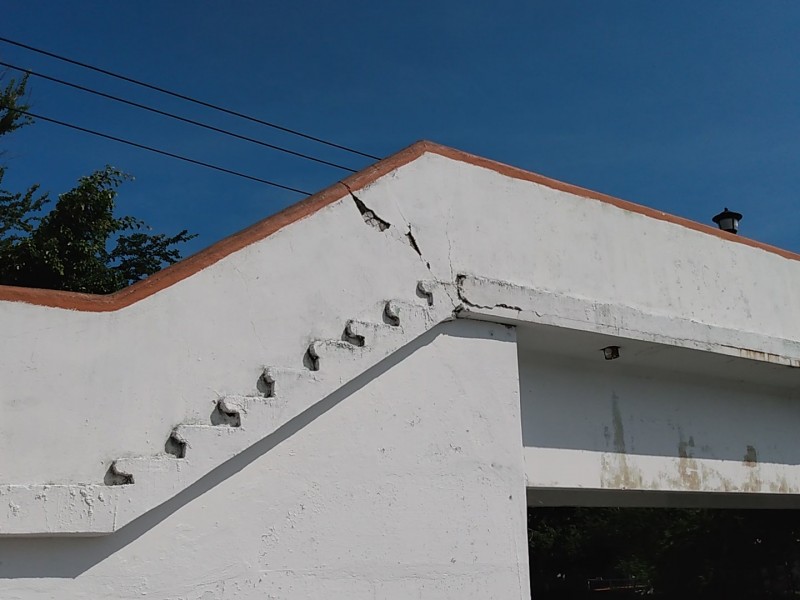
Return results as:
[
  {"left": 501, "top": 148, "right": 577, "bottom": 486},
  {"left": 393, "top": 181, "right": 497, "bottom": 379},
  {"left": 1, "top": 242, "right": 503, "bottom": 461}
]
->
[
  {"left": 358, "top": 152, "right": 800, "bottom": 352},
  {"left": 518, "top": 327, "right": 800, "bottom": 502},
  {"left": 2, "top": 149, "right": 797, "bottom": 489},
  {"left": 1, "top": 145, "right": 799, "bottom": 593},
  {"left": 0, "top": 199, "right": 433, "bottom": 485},
  {"left": 0, "top": 321, "right": 531, "bottom": 598}
]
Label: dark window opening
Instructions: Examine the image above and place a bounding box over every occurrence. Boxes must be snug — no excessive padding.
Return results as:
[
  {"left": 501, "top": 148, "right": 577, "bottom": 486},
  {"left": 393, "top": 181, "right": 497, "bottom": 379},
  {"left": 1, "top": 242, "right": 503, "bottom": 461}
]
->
[{"left": 528, "top": 507, "right": 800, "bottom": 599}]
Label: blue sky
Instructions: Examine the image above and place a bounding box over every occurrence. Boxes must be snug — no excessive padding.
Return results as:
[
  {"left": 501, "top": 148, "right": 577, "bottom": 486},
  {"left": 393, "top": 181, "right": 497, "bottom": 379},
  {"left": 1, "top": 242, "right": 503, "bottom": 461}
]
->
[{"left": 2, "top": 1, "right": 799, "bottom": 256}]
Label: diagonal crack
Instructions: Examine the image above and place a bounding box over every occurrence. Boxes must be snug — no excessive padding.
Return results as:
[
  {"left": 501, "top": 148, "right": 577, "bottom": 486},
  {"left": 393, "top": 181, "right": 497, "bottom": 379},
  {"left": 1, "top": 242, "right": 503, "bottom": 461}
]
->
[
  {"left": 341, "top": 182, "right": 432, "bottom": 270},
  {"left": 342, "top": 183, "right": 390, "bottom": 231},
  {"left": 406, "top": 226, "right": 431, "bottom": 269}
]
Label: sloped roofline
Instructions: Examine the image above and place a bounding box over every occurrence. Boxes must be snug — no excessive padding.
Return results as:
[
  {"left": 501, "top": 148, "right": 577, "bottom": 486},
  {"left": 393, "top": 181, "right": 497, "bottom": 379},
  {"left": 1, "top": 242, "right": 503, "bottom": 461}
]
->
[{"left": 2, "top": 140, "right": 798, "bottom": 311}]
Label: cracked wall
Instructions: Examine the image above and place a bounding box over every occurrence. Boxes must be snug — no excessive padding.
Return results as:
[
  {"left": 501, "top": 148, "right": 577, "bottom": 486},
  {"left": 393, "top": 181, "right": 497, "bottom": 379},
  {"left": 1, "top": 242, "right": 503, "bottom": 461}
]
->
[
  {"left": 1, "top": 146, "right": 798, "bottom": 493},
  {"left": 353, "top": 152, "right": 800, "bottom": 346},
  {"left": 0, "top": 187, "right": 433, "bottom": 485},
  {"left": 0, "top": 145, "right": 798, "bottom": 570}
]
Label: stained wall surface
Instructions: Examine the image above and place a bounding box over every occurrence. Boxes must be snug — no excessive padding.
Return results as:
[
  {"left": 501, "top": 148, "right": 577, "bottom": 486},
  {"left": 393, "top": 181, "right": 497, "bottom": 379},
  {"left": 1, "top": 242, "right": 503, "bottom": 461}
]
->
[
  {"left": 2, "top": 147, "right": 799, "bottom": 488},
  {"left": 1, "top": 144, "right": 799, "bottom": 594},
  {"left": 518, "top": 327, "right": 800, "bottom": 506}
]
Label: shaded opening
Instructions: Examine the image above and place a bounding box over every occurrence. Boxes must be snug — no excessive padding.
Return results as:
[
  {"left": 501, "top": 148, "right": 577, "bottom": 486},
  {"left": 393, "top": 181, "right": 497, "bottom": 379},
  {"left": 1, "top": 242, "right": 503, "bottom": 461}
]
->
[{"left": 528, "top": 506, "right": 800, "bottom": 599}]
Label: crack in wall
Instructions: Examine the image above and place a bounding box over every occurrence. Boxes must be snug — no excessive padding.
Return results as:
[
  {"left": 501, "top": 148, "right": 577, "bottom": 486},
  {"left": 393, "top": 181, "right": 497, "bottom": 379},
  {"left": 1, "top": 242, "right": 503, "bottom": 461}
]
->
[
  {"left": 454, "top": 274, "right": 522, "bottom": 312},
  {"left": 406, "top": 227, "right": 422, "bottom": 257},
  {"left": 406, "top": 226, "right": 432, "bottom": 270},
  {"left": 342, "top": 183, "right": 391, "bottom": 231},
  {"left": 341, "top": 182, "right": 433, "bottom": 271}
]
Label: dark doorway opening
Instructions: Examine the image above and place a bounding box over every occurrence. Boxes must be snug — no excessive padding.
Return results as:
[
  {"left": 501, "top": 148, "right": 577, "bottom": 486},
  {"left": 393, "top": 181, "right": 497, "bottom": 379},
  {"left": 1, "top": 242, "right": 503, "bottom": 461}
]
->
[{"left": 528, "top": 507, "right": 800, "bottom": 599}]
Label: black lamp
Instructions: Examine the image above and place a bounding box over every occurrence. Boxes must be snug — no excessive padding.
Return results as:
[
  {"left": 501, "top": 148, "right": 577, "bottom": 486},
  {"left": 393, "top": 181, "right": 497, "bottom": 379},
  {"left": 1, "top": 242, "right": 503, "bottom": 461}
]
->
[
  {"left": 602, "top": 346, "right": 620, "bottom": 360},
  {"left": 712, "top": 207, "right": 743, "bottom": 234}
]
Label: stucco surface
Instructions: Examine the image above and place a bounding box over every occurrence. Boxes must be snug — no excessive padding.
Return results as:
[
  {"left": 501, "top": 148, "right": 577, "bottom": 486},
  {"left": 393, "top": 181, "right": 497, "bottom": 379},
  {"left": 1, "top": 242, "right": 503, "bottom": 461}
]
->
[
  {"left": 0, "top": 198, "right": 434, "bottom": 485},
  {"left": 519, "top": 333, "right": 800, "bottom": 499},
  {"left": 0, "top": 144, "right": 798, "bottom": 542},
  {"left": 0, "top": 321, "right": 531, "bottom": 599},
  {"left": 2, "top": 149, "right": 798, "bottom": 488},
  {"left": 357, "top": 152, "right": 800, "bottom": 346}
]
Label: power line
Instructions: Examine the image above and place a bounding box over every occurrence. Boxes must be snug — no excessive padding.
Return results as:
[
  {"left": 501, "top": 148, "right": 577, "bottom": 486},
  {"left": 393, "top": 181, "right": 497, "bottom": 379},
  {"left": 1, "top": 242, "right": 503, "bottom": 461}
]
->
[
  {"left": 0, "top": 36, "right": 382, "bottom": 161},
  {"left": 0, "top": 60, "right": 358, "bottom": 173},
  {"left": 6, "top": 107, "right": 311, "bottom": 195}
]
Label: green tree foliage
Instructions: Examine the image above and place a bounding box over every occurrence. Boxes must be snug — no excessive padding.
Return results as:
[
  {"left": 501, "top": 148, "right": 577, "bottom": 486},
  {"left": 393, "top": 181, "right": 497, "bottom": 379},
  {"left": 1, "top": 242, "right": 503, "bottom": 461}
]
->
[
  {"left": 0, "top": 72, "right": 194, "bottom": 294},
  {"left": 529, "top": 506, "right": 800, "bottom": 599}
]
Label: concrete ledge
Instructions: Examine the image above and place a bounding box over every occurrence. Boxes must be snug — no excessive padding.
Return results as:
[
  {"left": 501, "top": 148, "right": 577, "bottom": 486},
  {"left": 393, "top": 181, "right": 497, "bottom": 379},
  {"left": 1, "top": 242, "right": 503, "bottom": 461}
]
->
[
  {"left": 0, "top": 284, "right": 458, "bottom": 537},
  {"left": 456, "top": 275, "right": 800, "bottom": 367},
  {"left": 525, "top": 447, "right": 800, "bottom": 497},
  {"left": 0, "top": 485, "right": 122, "bottom": 536}
]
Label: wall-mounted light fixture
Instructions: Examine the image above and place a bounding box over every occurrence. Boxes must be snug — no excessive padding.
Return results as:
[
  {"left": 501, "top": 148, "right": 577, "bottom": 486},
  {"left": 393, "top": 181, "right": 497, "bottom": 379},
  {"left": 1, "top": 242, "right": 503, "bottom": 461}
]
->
[
  {"left": 602, "top": 346, "right": 620, "bottom": 360},
  {"left": 712, "top": 207, "right": 743, "bottom": 234}
]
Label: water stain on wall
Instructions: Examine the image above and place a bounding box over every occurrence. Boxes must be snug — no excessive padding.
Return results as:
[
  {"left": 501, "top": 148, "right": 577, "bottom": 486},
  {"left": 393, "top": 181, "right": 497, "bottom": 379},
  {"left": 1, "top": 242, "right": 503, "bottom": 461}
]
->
[
  {"left": 677, "top": 431, "right": 700, "bottom": 490},
  {"left": 744, "top": 445, "right": 758, "bottom": 467},
  {"left": 611, "top": 394, "right": 625, "bottom": 454},
  {"left": 601, "top": 394, "right": 643, "bottom": 489}
]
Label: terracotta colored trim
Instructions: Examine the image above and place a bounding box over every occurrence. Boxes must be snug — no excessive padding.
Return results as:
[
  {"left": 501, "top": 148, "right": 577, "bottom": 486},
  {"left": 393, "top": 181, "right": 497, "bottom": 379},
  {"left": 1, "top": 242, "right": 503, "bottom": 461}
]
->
[
  {"left": 1, "top": 140, "right": 797, "bottom": 311},
  {"left": 422, "top": 142, "right": 800, "bottom": 263},
  {"left": 0, "top": 142, "right": 431, "bottom": 312}
]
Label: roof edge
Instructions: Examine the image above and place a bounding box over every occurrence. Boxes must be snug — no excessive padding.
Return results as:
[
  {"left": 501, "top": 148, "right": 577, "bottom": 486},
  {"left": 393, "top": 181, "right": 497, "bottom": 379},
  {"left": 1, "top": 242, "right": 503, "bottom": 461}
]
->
[
  {"left": 0, "top": 141, "right": 432, "bottom": 311},
  {"left": 1, "top": 140, "right": 797, "bottom": 311},
  {"left": 429, "top": 143, "right": 800, "bottom": 263}
]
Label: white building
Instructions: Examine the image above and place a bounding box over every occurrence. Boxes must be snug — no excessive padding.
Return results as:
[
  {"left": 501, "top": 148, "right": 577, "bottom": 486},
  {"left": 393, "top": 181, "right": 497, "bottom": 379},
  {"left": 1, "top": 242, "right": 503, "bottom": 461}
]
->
[{"left": 0, "top": 141, "right": 798, "bottom": 598}]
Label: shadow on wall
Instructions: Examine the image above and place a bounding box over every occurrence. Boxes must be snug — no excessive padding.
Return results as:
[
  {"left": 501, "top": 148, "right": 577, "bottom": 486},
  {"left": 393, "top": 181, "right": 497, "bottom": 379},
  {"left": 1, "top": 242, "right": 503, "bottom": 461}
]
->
[
  {"left": 518, "top": 342, "right": 800, "bottom": 467},
  {"left": 0, "top": 322, "right": 498, "bottom": 580}
]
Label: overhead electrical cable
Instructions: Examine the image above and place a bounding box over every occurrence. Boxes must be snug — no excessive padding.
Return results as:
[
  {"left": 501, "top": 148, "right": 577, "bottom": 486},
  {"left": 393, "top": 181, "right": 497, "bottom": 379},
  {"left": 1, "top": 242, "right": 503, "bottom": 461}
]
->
[
  {"left": 0, "top": 36, "right": 381, "bottom": 160},
  {"left": 6, "top": 107, "right": 311, "bottom": 194},
  {"left": 0, "top": 61, "right": 358, "bottom": 173}
]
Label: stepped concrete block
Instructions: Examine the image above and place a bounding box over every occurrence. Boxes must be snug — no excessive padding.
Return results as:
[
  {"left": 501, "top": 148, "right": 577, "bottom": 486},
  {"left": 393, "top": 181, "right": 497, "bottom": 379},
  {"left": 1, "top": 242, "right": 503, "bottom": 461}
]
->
[
  {"left": 111, "top": 455, "right": 189, "bottom": 492},
  {"left": 174, "top": 423, "right": 246, "bottom": 450},
  {"left": 0, "top": 484, "right": 120, "bottom": 536},
  {"left": 262, "top": 366, "right": 321, "bottom": 400},
  {"left": 345, "top": 319, "right": 404, "bottom": 347}
]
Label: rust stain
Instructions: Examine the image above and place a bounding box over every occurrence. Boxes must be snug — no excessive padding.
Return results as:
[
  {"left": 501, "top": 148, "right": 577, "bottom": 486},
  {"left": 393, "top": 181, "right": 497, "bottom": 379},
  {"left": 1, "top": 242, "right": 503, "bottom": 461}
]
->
[
  {"left": 742, "top": 468, "right": 762, "bottom": 493},
  {"left": 731, "top": 348, "right": 800, "bottom": 368},
  {"left": 600, "top": 453, "right": 644, "bottom": 490},
  {"left": 601, "top": 437, "right": 796, "bottom": 495},
  {"left": 601, "top": 396, "right": 644, "bottom": 489},
  {"left": 768, "top": 477, "right": 791, "bottom": 494},
  {"left": 677, "top": 458, "right": 701, "bottom": 491},
  {"left": 677, "top": 433, "right": 700, "bottom": 490}
]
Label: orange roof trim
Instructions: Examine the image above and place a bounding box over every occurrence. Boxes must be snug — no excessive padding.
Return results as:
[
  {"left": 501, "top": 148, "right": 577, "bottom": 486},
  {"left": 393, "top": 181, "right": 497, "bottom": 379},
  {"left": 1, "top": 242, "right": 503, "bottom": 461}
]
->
[{"left": 2, "top": 140, "right": 798, "bottom": 312}]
